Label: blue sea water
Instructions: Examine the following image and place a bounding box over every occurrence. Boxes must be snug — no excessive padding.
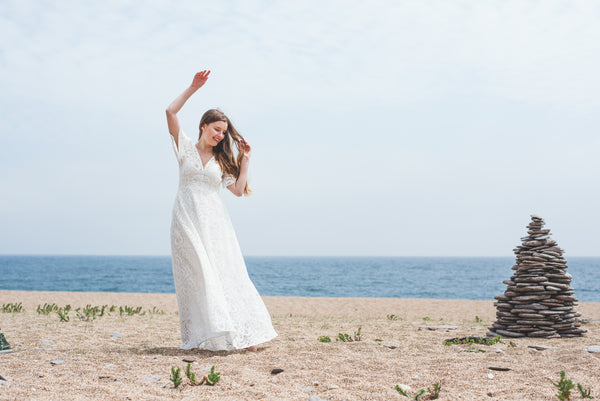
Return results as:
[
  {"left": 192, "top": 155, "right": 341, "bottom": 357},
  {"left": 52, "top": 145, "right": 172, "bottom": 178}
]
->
[{"left": 0, "top": 255, "right": 598, "bottom": 301}]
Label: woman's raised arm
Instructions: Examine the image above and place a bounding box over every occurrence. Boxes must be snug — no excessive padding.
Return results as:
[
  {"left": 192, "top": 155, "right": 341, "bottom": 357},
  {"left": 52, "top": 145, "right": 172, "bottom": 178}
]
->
[{"left": 166, "top": 70, "right": 210, "bottom": 147}]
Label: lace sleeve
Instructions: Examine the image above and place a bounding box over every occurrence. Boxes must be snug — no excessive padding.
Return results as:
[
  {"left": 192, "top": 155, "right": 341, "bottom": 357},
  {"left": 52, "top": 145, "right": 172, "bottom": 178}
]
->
[
  {"left": 222, "top": 174, "right": 236, "bottom": 188},
  {"left": 171, "top": 129, "right": 191, "bottom": 164}
]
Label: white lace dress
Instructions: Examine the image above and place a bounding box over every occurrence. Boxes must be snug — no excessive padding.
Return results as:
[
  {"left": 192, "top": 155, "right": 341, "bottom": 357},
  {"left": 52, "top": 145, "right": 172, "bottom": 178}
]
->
[{"left": 170, "top": 129, "right": 277, "bottom": 351}]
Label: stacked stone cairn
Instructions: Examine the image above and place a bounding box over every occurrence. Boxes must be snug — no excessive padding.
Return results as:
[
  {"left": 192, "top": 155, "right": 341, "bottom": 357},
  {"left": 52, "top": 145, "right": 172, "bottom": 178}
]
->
[{"left": 487, "top": 215, "right": 586, "bottom": 339}]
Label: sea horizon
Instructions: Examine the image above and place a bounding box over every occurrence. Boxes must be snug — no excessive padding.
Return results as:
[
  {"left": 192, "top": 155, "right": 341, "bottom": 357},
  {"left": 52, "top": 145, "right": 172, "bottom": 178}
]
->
[{"left": 1, "top": 255, "right": 599, "bottom": 302}]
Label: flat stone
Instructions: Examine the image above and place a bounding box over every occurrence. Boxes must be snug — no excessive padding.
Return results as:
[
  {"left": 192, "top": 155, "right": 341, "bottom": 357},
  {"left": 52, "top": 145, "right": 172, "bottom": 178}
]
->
[
  {"left": 41, "top": 340, "right": 54, "bottom": 346},
  {"left": 514, "top": 277, "right": 547, "bottom": 283},
  {"left": 182, "top": 358, "right": 195, "bottom": 363},
  {"left": 513, "top": 286, "right": 546, "bottom": 292},
  {"left": 271, "top": 368, "right": 284, "bottom": 375},
  {"left": 50, "top": 359, "right": 65, "bottom": 365},
  {"left": 111, "top": 333, "right": 122, "bottom": 338},
  {"left": 303, "top": 387, "right": 315, "bottom": 392},
  {"left": 495, "top": 330, "right": 525, "bottom": 338},
  {"left": 517, "top": 314, "right": 545, "bottom": 319},
  {"left": 517, "top": 320, "right": 555, "bottom": 326},
  {"left": 528, "top": 345, "right": 559, "bottom": 351},
  {"left": 418, "top": 325, "right": 458, "bottom": 331},
  {"left": 488, "top": 367, "right": 511, "bottom": 371},
  {"left": 513, "top": 295, "right": 551, "bottom": 301},
  {"left": 528, "top": 331, "right": 556, "bottom": 337},
  {"left": 144, "top": 375, "right": 161, "bottom": 382},
  {"left": 584, "top": 346, "right": 600, "bottom": 353}
]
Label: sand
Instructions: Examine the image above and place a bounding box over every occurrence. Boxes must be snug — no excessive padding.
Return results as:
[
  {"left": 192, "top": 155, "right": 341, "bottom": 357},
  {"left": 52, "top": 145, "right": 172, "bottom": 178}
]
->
[{"left": 1, "top": 290, "right": 599, "bottom": 400}]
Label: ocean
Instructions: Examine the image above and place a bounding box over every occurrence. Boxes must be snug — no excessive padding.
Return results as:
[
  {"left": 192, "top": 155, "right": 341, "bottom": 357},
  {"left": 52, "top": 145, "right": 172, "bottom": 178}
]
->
[{"left": 0, "top": 256, "right": 598, "bottom": 302}]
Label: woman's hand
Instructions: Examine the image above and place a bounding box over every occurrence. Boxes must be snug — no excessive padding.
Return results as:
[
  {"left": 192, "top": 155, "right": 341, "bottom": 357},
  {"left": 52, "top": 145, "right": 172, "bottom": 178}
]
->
[
  {"left": 240, "top": 140, "right": 252, "bottom": 161},
  {"left": 191, "top": 70, "right": 210, "bottom": 89}
]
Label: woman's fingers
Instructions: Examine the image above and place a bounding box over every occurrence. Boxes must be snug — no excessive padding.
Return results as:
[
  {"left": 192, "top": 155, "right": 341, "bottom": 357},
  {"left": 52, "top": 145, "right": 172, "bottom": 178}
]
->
[{"left": 191, "top": 70, "right": 211, "bottom": 87}]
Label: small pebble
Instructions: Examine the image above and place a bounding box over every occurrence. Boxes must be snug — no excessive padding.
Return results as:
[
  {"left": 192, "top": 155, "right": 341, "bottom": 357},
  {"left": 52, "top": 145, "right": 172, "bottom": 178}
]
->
[
  {"left": 584, "top": 345, "right": 600, "bottom": 353},
  {"left": 495, "top": 348, "right": 503, "bottom": 354},
  {"left": 486, "top": 373, "right": 494, "bottom": 379},
  {"left": 104, "top": 364, "right": 115, "bottom": 369},
  {"left": 0, "top": 374, "right": 7, "bottom": 381},
  {"left": 144, "top": 375, "right": 161, "bottom": 382},
  {"left": 41, "top": 340, "right": 54, "bottom": 346},
  {"left": 271, "top": 368, "right": 284, "bottom": 375},
  {"left": 303, "top": 386, "right": 315, "bottom": 392},
  {"left": 50, "top": 359, "right": 64, "bottom": 365},
  {"left": 182, "top": 358, "right": 195, "bottom": 363},
  {"left": 328, "top": 385, "right": 339, "bottom": 390},
  {"left": 111, "top": 333, "right": 122, "bottom": 339}
]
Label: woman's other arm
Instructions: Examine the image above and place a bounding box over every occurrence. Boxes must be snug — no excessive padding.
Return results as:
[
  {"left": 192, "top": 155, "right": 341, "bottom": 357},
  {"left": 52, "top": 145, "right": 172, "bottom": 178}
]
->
[
  {"left": 228, "top": 140, "right": 251, "bottom": 197},
  {"left": 166, "top": 70, "right": 210, "bottom": 147}
]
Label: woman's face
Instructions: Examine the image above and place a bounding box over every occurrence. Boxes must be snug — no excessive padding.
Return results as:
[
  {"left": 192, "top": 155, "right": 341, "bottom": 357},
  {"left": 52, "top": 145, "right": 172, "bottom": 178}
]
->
[{"left": 202, "top": 121, "right": 228, "bottom": 147}]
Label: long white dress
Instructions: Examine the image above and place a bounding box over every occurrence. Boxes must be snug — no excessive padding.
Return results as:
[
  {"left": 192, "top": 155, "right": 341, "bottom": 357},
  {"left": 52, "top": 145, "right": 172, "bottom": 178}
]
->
[{"left": 170, "top": 129, "right": 277, "bottom": 351}]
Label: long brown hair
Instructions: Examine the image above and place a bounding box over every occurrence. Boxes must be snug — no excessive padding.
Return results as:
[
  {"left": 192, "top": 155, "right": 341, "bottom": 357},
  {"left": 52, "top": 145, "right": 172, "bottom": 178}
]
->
[{"left": 199, "top": 109, "right": 251, "bottom": 195}]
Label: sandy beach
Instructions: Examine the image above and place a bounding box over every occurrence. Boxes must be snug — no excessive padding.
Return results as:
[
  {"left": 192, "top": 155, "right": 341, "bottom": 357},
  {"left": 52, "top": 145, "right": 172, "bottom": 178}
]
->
[{"left": 1, "top": 290, "right": 599, "bottom": 401}]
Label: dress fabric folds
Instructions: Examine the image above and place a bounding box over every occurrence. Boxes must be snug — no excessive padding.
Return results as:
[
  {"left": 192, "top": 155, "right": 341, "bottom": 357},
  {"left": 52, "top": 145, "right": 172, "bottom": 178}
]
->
[{"left": 170, "top": 129, "right": 277, "bottom": 351}]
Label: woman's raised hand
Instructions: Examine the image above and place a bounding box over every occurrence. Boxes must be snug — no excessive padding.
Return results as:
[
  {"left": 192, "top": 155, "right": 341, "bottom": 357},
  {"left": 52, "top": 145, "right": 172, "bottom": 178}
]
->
[
  {"left": 240, "top": 140, "right": 252, "bottom": 160},
  {"left": 191, "top": 70, "right": 210, "bottom": 89}
]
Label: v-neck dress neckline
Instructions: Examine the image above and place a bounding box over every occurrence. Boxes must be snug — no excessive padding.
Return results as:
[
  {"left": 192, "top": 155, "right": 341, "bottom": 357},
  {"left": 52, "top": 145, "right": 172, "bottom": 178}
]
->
[{"left": 195, "top": 145, "right": 214, "bottom": 170}]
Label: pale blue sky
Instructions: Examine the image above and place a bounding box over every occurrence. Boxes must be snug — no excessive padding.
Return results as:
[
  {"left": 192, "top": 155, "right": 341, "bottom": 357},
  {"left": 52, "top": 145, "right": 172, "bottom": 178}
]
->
[{"left": 1, "top": 1, "right": 599, "bottom": 256}]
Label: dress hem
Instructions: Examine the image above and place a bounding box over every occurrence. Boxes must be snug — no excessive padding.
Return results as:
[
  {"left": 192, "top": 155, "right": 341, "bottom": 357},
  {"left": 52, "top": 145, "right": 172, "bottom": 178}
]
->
[{"left": 179, "top": 333, "right": 278, "bottom": 352}]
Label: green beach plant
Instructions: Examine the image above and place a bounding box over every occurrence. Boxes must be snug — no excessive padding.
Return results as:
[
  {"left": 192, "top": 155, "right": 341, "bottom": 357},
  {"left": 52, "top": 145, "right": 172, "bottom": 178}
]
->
[
  {"left": 1, "top": 302, "right": 23, "bottom": 313},
  {"left": 387, "top": 314, "right": 401, "bottom": 321},
  {"left": 577, "top": 383, "right": 594, "bottom": 399},
  {"left": 395, "top": 382, "right": 441, "bottom": 400},
  {"left": 353, "top": 326, "right": 362, "bottom": 341},
  {"left": 119, "top": 305, "right": 144, "bottom": 316},
  {"left": 205, "top": 366, "right": 220, "bottom": 385},
  {"left": 395, "top": 384, "right": 410, "bottom": 397},
  {"left": 553, "top": 370, "right": 574, "bottom": 401},
  {"left": 336, "top": 332, "right": 352, "bottom": 342},
  {"left": 427, "top": 382, "right": 441, "bottom": 399},
  {"left": 443, "top": 336, "right": 504, "bottom": 346},
  {"left": 148, "top": 306, "right": 166, "bottom": 315},
  {"left": 185, "top": 363, "right": 198, "bottom": 385},
  {"left": 170, "top": 366, "right": 183, "bottom": 388},
  {"left": 57, "top": 308, "right": 70, "bottom": 322},
  {"left": 318, "top": 336, "right": 331, "bottom": 343},
  {"left": 37, "top": 303, "right": 60, "bottom": 315}
]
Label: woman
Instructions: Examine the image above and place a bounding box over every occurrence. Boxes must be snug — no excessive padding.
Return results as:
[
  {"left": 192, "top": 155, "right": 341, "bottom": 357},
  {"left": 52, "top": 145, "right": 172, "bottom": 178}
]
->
[{"left": 166, "top": 70, "right": 277, "bottom": 351}]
